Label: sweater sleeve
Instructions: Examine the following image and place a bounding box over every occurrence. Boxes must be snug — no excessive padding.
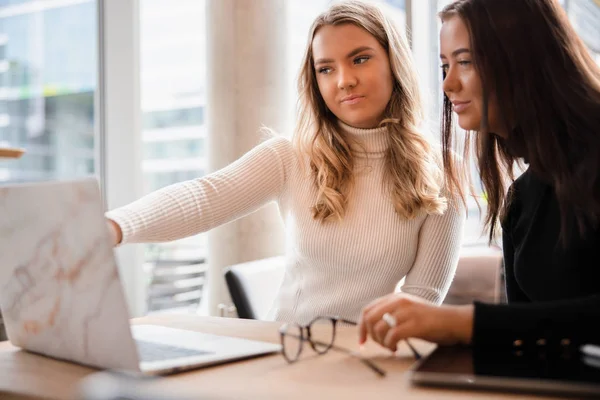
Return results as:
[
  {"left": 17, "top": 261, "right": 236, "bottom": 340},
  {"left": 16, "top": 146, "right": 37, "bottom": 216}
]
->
[
  {"left": 105, "top": 136, "right": 294, "bottom": 244},
  {"left": 399, "top": 195, "right": 466, "bottom": 304}
]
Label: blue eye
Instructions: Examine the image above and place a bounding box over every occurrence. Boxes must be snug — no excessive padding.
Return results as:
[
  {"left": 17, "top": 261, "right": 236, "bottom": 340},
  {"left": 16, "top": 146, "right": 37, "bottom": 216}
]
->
[{"left": 318, "top": 67, "right": 332, "bottom": 74}]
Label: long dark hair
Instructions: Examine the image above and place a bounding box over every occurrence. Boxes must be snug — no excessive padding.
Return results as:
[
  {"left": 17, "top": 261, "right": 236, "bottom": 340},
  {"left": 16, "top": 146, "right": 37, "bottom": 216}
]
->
[{"left": 439, "top": 0, "right": 600, "bottom": 244}]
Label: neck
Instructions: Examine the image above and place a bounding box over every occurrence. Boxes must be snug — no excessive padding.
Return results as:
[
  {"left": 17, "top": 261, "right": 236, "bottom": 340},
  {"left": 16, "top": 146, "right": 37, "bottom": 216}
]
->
[{"left": 337, "top": 120, "right": 389, "bottom": 158}]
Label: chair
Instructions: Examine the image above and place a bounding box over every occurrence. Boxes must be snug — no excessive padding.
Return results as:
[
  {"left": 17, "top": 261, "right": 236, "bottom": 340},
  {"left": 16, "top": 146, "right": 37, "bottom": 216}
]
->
[
  {"left": 224, "top": 256, "right": 285, "bottom": 319},
  {"left": 223, "top": 245, "right": 503, "bottom": 320},
  {"left": 443, "top": 244, "right": 504, "bottom": 305},
  {"left": 0, "top": 313, "right": 6, "bottom": 341}
]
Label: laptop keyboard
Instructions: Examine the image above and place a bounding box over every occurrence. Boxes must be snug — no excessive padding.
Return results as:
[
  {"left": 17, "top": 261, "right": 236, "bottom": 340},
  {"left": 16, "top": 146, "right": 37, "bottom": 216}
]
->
[{"left": 136, "top": 340, "right": 212, "bottom": 363}]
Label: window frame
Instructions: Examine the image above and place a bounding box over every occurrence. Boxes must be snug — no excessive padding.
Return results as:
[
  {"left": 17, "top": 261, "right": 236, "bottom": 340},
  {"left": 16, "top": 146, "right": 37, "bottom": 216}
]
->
[{"left": 96, "top": 0, "right": 146, "bottom": 316}]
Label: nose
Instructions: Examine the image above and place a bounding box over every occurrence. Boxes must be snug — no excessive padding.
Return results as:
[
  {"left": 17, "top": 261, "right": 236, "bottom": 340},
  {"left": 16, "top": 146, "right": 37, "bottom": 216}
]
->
[
  {"left": 442, "top": 65, "right": 460, "bottom": 96},
  {"left": 337, "top": 66, "right": 358, "bottom": 90}
]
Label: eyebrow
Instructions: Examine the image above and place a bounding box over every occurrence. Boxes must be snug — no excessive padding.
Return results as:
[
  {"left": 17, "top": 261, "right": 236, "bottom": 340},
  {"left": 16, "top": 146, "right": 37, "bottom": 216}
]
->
[
  {"left": 439, "top": 48, "right": 471, "bottom": 59},
  {"left": 314, "top": 46, "right": 375, "bottom": 66}
]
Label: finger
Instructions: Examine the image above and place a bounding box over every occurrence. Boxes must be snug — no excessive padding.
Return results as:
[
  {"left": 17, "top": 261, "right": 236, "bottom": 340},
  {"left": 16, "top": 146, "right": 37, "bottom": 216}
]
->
[
  {"left": 362, "top": 294, "right": 416, "bottom": 346},
  {"left": 365, "top": 293, "right": 415, "bottom": 322},
  {"left": 372, "top": 319, "right": 390, "bottom": 345},
  {"left": 364, "top": 297, "right": 405, "bottom": 330},
  {"left": 365, "top": 313, "right": 376, "bottom": 345},
  {"left": 358, "top": 298, "right": 383, "bottom": 344},
  {"left": 383, "top": 320, "right": 416, "bottom": 352},
  {"left": 363, "top": 301, "right": 404, "bottom": 345},
  {"left": 372, "top": 309, "right": 413, "bottom": 347},
  {"left": 358, "top": 302, "right": 383, "bottom": 344},
  {"left": 358, "top": 315, "right": 368, "bottom": 345},
  {"left": 365, "top": 309, "right": 389, "bottom": 347},
  {"left": 360, "top": 293, "right": 396, "bottom": 320}
]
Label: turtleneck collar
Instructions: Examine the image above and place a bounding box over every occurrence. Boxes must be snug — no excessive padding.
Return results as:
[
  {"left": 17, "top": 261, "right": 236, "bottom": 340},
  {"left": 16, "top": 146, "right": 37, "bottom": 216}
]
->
[{"left": 338, "top": 120, "right": 389, "bottom": 158}]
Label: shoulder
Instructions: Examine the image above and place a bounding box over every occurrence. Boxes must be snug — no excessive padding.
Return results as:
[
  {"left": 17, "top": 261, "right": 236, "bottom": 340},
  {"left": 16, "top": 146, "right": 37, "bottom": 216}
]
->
[
  {"left": 510, "top": 167, "right": 532, "bottom": 191},
  {"left": 252, "top": 126, "right": 291, "bottom": 151},
  {"left": 260, "top": 134, "right": 293, "bottom": 153},
  {"left": 502, "top": 168, "right": 534, "bottom": 230},
  {"left": 247, "top": 130, "right": 294, "bottom": 158},
  {"left": 249, "top": 134, "right": 301, "bottom": 178},
  {"left": 508, "top": 167, "right": 550, "bottom": 204}
]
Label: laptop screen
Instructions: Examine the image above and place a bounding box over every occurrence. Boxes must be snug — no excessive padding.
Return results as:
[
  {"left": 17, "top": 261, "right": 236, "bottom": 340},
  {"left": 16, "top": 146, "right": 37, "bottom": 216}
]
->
[{"left": 409, "top": 345, "right": 600, "bottom": 397}]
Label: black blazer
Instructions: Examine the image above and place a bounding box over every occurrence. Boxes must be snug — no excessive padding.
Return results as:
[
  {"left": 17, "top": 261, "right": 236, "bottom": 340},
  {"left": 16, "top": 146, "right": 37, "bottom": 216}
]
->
[{"left": 472, "top": 168, "right": 600, "bottom": 355}]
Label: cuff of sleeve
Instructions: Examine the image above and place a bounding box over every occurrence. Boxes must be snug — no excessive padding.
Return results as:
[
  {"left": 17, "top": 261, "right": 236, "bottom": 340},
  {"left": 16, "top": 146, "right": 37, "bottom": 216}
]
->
[
  {"left": 472, "top": 301, "right": 554, "bottom": 352},
  {"left": 474, "top": 296, "right": 600, "bottom": 354},
  {"left": 472, "top": 301, "right": 516, "bottom": 351}
]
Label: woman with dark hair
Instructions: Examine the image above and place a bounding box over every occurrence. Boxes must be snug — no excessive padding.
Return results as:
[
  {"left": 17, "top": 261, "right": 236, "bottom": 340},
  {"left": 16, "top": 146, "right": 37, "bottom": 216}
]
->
[{"left": 359, "top": 0, "right": 600, "bottom": 355}]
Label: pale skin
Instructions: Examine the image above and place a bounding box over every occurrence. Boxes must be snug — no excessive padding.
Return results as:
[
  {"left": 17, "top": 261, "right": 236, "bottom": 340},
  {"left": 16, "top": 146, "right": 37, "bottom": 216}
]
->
[
  {"left": 359, "top": 15, "right": 505, "bottom": 350},
  {"left": 107, "top": 23, "right": 396, "bottom": 246},
  {"left": 107, "top": 219, "right": 122, "bottom": 246}
]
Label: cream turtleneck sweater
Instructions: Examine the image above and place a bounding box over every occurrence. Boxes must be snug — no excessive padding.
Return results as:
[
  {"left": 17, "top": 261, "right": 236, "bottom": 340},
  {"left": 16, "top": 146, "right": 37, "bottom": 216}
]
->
[{"left": 106, "top": 122, "right": 465, "bottom": 324}]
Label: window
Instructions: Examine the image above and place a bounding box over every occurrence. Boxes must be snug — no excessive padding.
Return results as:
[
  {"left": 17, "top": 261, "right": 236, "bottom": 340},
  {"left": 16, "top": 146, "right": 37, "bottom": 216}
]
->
[
  {"left": 142, "top": 106, "right": 204, "bottom": 130},
  {"left": 140, "top": 0, "right": 207, "bottom": 313},
  {"left": 0, "top": 0, "right": 97, "bottom": 183},
  {"left": 143, "top": 137, "right": 204, "bottom": 161},
  {"left": 562, "top": 0, "right": 600, "bottom": 65},
  {"left": 140, "top": 0, "right": 207, "bottom": 263}
]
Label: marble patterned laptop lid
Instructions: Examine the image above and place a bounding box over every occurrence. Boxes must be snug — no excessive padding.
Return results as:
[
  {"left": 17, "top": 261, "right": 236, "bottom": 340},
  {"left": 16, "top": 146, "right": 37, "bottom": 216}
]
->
[{"left": 0, "top": 177, "right": 140, "bottom": 371}]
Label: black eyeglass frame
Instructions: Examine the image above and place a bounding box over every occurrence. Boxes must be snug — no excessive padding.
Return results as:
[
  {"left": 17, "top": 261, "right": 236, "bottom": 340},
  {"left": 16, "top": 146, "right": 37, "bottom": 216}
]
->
[
  {"left": 278, "top": 315, "right": 422, "bottom": 372},
  {"left": 279, "top": 316, "right": 394, "bottom": 377},
  {"left": 278, "top": 316, "right": 357, "bottom": 363}
]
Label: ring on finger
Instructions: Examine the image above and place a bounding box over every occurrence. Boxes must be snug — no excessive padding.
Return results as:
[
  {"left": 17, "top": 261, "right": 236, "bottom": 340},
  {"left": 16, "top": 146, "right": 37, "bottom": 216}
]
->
[{"left": 382, "top": 312, "right": 397, "bottom": 328}]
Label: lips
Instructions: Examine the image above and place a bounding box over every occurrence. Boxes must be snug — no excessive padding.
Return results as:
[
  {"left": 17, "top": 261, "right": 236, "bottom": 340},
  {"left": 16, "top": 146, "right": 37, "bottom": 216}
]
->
[
  {"left": 341, "top": 95, "right": 365, "bottom": 105},
  {"left": 451, "top": 101, "right": 471, "bottom": 113}
]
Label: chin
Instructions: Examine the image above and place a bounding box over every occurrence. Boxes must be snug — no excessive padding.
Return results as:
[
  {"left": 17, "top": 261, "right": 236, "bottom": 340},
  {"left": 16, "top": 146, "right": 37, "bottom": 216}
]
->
[
  {"left": 457, "top": 116, "right": 480, "bottom": 132},
  {"left": 341, "top": 115, "right": 380, "bottom": 129}
]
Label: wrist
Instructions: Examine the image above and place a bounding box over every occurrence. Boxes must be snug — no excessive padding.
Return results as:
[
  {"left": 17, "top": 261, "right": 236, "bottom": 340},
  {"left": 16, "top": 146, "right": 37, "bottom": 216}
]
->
[
  {"left": 107, "top": 219, "right": 123, "bottom": 246},
  {"left": 452, "top": 304, "right": 474, "bottom": 345}
]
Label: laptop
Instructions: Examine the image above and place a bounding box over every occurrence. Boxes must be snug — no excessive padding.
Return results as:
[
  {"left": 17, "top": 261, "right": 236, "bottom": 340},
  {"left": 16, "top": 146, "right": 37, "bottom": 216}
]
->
[
  {"left": 408, "top": 344, "right": 600, "bottom": 398},
  {"left": 0, "top": 177, "right": 281, "bottom": 375}
]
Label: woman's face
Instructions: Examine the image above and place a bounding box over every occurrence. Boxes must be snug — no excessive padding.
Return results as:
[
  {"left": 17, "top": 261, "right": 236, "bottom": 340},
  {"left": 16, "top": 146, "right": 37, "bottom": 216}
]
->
[
  {"left": 439, "top": 16, "right": 503, "bottom": 136},
  {"left": 312, "top": 23, "right": 394, "bottom": 129}
]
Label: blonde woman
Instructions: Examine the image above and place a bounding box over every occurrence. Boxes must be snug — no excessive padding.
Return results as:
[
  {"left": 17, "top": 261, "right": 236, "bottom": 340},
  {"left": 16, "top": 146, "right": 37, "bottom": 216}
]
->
[{"left": 106, "top": 0, "right": 466, "bottom": 325}]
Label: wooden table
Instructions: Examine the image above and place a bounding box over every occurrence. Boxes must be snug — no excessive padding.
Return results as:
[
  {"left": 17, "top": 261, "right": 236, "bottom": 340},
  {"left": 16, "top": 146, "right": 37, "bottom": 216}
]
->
[{"left": 0, "top": 315, "right": 559, "bottom": 400}]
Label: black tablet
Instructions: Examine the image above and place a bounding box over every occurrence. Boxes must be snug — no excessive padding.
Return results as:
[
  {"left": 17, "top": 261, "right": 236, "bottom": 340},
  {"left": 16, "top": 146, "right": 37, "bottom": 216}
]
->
[{"left": 408, "top": 345, "right": 600, "bottom": 398}]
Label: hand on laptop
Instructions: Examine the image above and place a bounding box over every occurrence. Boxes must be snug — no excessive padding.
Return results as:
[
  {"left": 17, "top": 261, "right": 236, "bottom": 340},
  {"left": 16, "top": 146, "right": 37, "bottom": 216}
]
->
[
  {"left": 358, "top": 293, "right": 473, "bottom": 351},
  {"left": 107, "top": 219, "right": 123, "bottom": 246}
]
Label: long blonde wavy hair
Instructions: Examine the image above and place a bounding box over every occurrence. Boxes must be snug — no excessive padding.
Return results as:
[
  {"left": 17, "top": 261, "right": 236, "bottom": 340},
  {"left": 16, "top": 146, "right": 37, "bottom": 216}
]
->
[{"left": 294, "top": 0, "right": 449, "bottom": 222}]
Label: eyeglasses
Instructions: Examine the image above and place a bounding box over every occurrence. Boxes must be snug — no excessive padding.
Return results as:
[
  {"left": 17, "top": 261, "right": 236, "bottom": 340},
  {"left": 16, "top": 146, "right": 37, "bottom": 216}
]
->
[{"left": 279, "top": 316, "right": 388, "bottom": 376}]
